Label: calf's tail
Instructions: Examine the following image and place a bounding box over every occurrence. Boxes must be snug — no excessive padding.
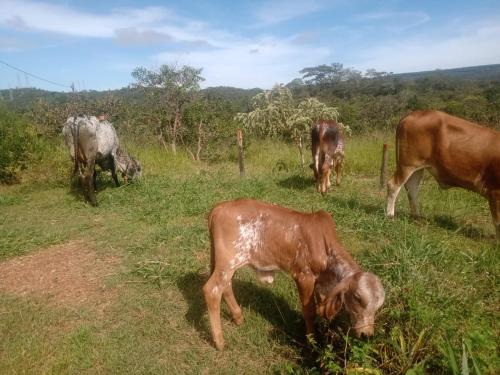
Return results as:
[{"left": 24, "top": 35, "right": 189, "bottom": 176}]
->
[{"left": 207, "top": 209, "right": 216, "bottom": 275}]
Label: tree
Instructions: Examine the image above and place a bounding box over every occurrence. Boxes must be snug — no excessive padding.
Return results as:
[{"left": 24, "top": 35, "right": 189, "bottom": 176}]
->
[
  {"left": 0, "top": 105, "right": 38, "bottom": 183},
  {"left": 288, "top": 98, "right": 341, "bottom": 166},
  {"left": 236, "top": 85, "right": 342, "bottom": 167},
  {"left": 131, "top": 64, "right": 205, "bottom": 153},
  {"left": 300, "top": 63, "right": 362, "bottom": 86},
  {"left": 183, "top": 98, "right": 218, "bottom": 161}
]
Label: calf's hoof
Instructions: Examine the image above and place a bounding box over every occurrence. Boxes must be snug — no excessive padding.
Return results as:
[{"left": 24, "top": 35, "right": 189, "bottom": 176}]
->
[
  {"left": 233, "top": 314, "right": 244, "bottom": 326},
  {"left": 214, "top": 339, "right": 225, "bottom": 351}
]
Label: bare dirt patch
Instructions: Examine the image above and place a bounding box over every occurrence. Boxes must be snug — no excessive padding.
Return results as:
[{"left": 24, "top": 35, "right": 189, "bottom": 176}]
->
[{"left": 0, "top": 241, "right": 120, "bottom": 309}]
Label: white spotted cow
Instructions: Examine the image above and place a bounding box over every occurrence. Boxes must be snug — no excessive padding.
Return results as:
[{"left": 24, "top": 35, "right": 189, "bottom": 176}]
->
[{"left": 62, "top": 115, "right": 141, "bottom": 205}]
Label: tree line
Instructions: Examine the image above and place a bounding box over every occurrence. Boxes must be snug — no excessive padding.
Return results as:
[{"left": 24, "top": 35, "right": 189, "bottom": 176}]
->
[{"left": 1, "top": 62, "right": 499, "bottom": 183}]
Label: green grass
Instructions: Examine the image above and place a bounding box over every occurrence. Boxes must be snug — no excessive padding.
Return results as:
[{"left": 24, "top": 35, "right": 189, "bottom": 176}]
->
[{"left": 0, "top": 135, "right": 498, "bottom": 374}]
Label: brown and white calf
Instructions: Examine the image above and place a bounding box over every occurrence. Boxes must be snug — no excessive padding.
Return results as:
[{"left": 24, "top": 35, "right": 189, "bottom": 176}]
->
[
  {"left": 310, "top": 120, "right": 345, "bottom": 194},
  {"left": 386, "top": 110, "right": 500, "bottom": 239},
  {"left": 203, "top": 199, "right": 385, "bottom": 350}
]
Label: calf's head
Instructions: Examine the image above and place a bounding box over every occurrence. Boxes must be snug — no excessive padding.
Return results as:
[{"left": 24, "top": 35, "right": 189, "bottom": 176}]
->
[{"left": 317, "top": 272, "right": 385, "bottom": 337}]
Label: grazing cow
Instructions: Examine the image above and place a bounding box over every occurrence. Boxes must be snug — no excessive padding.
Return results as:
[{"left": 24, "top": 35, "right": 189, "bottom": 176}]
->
[
  {"left": 203, "top": 199, "right": 385, "bottom": 350},
  {"left": 62, "top": 116, "right": 141, "bottom": 205},
  {"left": 310, "top": 120, "right": 345, "bottom": 194},
  {"left": 386, "top": 110, "right": 500, "bottom": 239}
]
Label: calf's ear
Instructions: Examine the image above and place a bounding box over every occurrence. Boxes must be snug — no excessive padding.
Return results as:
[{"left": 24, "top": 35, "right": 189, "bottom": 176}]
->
[
  {"left": 324, "top": 278, "right": 350, "bottom": 320},
  {"left": 325, "top": 293, "right": 343, "bottom": 320}
]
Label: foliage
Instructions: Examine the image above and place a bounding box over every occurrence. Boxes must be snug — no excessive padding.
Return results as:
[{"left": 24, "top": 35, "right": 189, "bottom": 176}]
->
[
  {"left": 27, "top": 94, "right": 123, "bottom": 136},
  {"left": 440, "top": 333, "right": 490, "bottom": 375},
  {"left": 299, "top": 62, "right": 364, "bottom": 86},
  {"left": 131, "top": 64, "right": 205, "bottom": 153},
  {"left": 181, "top": 98, "right": 225, "bottom": 161},
  {"left": 0, "top": 105, "right": 38, "bottom": 183},
  {"left": 235, "top": 85, "right": 341, "bottom": 166}
]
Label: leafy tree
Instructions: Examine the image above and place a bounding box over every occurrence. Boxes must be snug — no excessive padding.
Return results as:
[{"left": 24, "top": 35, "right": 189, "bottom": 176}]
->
[
  {"left": 300, "top": 62, "right": 362, "bottom": 86},
  {"left": 182, "top": 97, "right": 223, "bottom": 161},
  {"left": 132, "top": 64, "right": 205, "bottom": 153},
  {"left": 28, "top": 94, "right": 123, "bottom": 137},
  {"left": 0, "top": 105, "right": 37, "bottom": 183},
  {"left": 236, "top": 85, "right": 341, "bottom": 167}
]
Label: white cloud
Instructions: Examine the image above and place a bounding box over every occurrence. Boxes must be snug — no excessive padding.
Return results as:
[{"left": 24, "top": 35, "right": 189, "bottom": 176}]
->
[
  {"left": 0, "top": 1, "right": 171, "bottom": 38},
  {"left": 355, "top": 18, "right": 500, "bottom": 73},
  {"left": 0, "top": 1, "right": 242, "bottom": 49},
  {"left": 255, "top": 0, "right": 322, "bottom": 25},
  {"left": 114, "top": 28, "right": 173, "bottom": 46},
  {"left": 354, "top": 11, "right": 431, "bottom": 32},
  {"left": 154, "top": 37, "right": 331, "bottom": 89}
]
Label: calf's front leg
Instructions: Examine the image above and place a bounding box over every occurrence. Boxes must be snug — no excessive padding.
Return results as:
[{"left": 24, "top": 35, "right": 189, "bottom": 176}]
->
[{"left": 295, "top": 273, "right": 317, "bottom": 336}]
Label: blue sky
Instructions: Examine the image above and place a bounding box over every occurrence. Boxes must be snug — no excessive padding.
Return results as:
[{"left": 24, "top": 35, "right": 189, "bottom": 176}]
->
[{"left": 1, "top": 0, "right": 499, "bottom": 91}]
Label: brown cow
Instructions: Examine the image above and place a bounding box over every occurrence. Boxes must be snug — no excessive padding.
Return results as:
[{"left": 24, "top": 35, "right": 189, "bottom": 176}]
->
[
  {"left": 310, "top": 120, "right": 345, "bottom": 194},
  {"left": 386, "top": 110, "right": 500, "bottom": 239},
  {"left": 203, "top": 199, "right": 385, "bottom": 350}
]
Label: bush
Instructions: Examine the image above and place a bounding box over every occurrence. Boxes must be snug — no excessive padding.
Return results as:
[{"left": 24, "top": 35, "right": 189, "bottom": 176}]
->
[{"left": 0, "top": 106, "right": 38, "bottom": 183}]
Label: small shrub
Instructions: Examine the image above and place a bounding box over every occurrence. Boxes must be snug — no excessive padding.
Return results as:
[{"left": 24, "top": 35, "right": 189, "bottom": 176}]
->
[{"left": 0, "top": 106, "right": 38, "bottom": 184}]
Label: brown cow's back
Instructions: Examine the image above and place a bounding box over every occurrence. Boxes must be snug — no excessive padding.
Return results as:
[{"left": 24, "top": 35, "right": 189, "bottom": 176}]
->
[
  {"left": 208, "top": 199, "right": 350, "bottom": 275},
  {"left": 396, "top": 110, "right": 500, "bottom": 193},
  {"left": 387, "top": 110, "right": 500, "bottom": 239}
]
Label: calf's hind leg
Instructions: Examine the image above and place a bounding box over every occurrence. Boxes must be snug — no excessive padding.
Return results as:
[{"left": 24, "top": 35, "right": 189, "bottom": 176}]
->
[
  {"left": 203, "top": 266, "right": 238, "bottom": 350},
  {"left": 387, "top": 166, "right": 419, "bottom": 217},
  {"left": 404, "top": 169, "right": 424, "bottom": 218},
  {"left": 488, "top": 191, "right": 500, "bottom": 241},
  {"left": 223, "top": 277, "right": 244, "bottom": 325}
]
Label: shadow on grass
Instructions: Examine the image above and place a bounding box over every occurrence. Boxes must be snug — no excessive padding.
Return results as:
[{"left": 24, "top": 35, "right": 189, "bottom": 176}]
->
[
  {"left": 333, "top": 196, "right": 384, "bottom": 216},
  {"left": 66, "top": 170, "right": 121, "bottom": 203},
  {"left": 277, "top": 174, "right": 314, "bottom": 191},
  {"left": 433, "top": 214, "right": 487, "bottom": 240},
  {"left": 176, "top": 271, "right": 304, "bottom": 348}
]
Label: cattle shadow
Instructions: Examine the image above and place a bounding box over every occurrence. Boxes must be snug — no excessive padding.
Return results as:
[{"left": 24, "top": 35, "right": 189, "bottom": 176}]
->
[
  {"left": 176, "top": 271, "right": 305, "bottom": 348},
  {"left": 66, "top": 171, "right": 121, "bottom": 202},
  {"left": 432, "top": 214, "right": 487, "bottom": 240},
  {"left": 330, "top": 195, "right": 490, "bottom": 240},
  {"left": 277, "top": 174, "right": 315, "bottom": 191},
  {"left": 333, "top": 195, "right": 384, "bottom": 217}
]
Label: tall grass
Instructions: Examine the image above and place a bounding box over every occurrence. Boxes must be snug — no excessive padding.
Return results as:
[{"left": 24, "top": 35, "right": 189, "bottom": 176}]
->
[{"left": 0, "top": 134, "right": 498, "bottom": 374}]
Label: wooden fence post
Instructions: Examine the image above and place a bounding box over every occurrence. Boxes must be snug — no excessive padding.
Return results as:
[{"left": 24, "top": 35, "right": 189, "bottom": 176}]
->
[
  {"left": 237, "top": 128, "right": 245, "bottom": 177},
  {"left": 380, "top": 143, "right": 389, "bottom": 189}
]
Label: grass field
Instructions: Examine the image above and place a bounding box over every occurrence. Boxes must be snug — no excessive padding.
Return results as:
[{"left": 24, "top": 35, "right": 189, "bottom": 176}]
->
[{"left": 0, "top": 135, "right": 498, "bottom": 374}]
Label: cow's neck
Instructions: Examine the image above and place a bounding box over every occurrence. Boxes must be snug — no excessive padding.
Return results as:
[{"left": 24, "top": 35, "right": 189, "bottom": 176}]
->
[{"left": 327, "top": 245, "right": 360, "bottom": 281}]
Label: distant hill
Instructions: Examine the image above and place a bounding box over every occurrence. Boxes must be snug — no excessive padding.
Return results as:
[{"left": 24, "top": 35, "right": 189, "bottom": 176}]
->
[
  {"left": 1, "top": 64, "right": 499, "bottom": 111},
  {"left": 203, "top": 86, "right": 262, "bottom": 100},
  {"left": 0, "top": 85, "right": 263, "bottom": 112},
  {"left": 395, "top": 64, "right": 500, "bottom": 81}
]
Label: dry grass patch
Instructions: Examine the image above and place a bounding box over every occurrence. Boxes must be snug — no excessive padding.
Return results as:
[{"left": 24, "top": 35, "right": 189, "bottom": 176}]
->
[{"left": 0, "top": 240, "right": 120, "bottom": 310}]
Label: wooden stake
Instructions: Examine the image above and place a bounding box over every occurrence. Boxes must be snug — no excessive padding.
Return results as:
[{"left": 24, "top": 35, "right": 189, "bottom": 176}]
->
[
  {"left": 237, "top": 128, "right": 245, "bottom": 177},
  {"left": 380, "top": 143, "right": 389, "bottom": 189}
]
